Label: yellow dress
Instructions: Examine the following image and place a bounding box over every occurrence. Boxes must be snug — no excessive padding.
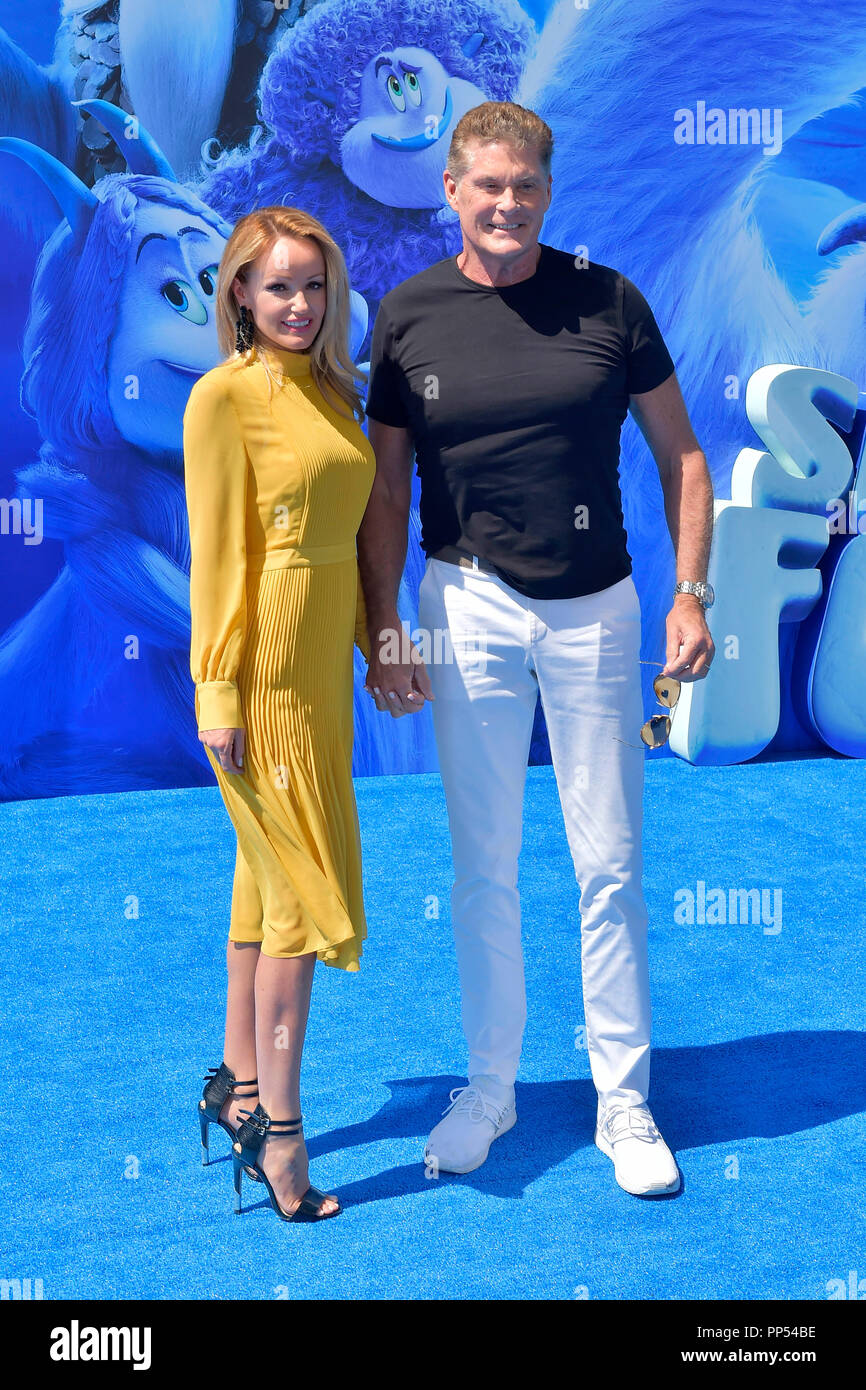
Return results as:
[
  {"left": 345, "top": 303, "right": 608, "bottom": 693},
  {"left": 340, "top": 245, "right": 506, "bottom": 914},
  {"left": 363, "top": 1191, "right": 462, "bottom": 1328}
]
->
[{"left": 182, "top": 343, "right": 375, "bottom": 971}]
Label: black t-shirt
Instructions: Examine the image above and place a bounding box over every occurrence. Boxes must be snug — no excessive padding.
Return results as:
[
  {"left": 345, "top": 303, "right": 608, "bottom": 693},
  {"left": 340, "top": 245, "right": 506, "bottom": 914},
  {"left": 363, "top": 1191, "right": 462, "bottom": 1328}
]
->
[{"left": 364, "top": 242, "right": 676, "bottom": 600}]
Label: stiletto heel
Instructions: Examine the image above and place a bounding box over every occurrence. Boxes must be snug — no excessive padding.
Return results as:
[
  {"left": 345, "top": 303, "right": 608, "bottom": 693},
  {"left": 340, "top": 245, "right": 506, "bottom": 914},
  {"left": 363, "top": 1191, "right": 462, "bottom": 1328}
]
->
[
  {"left": 198, "top": 1061, "right": 262, "bottom": 1181},
  {"left": 232, "top": 1103, "right": 342, "bottom": 1222},
  {"left": 232, "top": 1148, "right": 244, "bottom": 1215},
  {"left": 198, "top": 1107, "right": 210, "bottom": 1165}
]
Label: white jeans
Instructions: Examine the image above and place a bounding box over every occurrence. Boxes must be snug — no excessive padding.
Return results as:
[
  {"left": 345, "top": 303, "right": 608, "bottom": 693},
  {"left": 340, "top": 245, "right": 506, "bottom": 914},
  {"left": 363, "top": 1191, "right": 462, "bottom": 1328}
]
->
[{"left": 417, "top": 557, "right": 651, "bottom": 1108}]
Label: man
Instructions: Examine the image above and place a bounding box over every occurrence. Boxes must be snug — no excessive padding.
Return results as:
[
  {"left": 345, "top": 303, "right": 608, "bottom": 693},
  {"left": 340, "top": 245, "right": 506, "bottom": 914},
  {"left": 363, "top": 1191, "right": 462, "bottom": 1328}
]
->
[{"left": 358, "top": 101, "right": 714, "bottom": 1196}]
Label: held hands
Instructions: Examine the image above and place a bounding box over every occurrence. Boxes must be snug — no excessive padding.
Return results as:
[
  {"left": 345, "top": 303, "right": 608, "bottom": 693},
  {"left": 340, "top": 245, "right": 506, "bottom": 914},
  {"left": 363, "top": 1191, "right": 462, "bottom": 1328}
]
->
[
  {"left": 662, "top": 595, "right": 715, "bottom": 680},
  {"left": 363, "top": 617, "right": 434, "bottom": 718},
  {"left": 199, "top": 726, "right": 245, "bottom": 774}
]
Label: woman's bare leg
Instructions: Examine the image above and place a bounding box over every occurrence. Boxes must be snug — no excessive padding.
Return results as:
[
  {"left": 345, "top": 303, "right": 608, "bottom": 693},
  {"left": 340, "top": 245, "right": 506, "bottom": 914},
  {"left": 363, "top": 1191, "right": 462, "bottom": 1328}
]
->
[
  {"left": 255, "top": 950, "right": 338, "bottom": 1217},
  {"left": 220, "top": 941, "right": 260, "bottom": 1129}
]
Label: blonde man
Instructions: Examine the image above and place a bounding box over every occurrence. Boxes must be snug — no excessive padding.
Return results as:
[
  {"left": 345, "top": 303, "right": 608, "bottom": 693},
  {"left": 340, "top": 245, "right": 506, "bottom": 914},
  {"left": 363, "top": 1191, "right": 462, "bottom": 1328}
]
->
[{"left": 360, "top": 102, "right": 714, "bottom": 1196}]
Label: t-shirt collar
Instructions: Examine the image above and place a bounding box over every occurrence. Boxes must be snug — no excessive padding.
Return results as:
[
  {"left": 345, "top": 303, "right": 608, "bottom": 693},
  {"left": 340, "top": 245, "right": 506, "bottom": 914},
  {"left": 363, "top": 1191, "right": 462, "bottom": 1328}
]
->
[{"left": 451, "top": 241, "right": 547, "bottom": 291}]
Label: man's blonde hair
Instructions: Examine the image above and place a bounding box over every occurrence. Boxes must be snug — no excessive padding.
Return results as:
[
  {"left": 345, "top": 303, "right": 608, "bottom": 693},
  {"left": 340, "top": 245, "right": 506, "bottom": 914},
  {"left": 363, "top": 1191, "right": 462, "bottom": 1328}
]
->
[{"left": 447, "top": 101, "right": 554, "bottom": 183}]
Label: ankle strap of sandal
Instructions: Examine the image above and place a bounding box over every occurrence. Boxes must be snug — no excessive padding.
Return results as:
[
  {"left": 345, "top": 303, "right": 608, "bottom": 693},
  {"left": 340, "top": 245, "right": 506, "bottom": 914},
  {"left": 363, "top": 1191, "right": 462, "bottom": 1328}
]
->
[
  {"left": 203, "top": 1065, "right": 258, "bottom": 1090},
  {"left": 236, "top": 1107, "right": 303, "bottom": 1137},
  {"left": 265, "top": 1117, "right": 304, "bottom": 1136}
]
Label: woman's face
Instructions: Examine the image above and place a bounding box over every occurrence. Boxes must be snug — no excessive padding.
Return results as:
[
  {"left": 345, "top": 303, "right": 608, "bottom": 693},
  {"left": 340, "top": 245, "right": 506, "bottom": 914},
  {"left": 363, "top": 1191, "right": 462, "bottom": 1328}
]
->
[{"left": 232, "top": 236, "right": 327, "bottom": 352}]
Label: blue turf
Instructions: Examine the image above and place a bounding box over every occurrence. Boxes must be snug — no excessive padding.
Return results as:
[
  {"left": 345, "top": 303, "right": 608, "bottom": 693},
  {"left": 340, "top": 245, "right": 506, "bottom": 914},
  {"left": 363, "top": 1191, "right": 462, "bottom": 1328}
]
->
[{"left": 1, "top": 755, "right": 863, "bottom": 1300}]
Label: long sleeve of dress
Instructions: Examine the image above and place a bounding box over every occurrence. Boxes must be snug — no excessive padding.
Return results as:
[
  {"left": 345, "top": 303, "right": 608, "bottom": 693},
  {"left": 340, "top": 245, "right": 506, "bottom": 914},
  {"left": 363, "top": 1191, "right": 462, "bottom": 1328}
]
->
[
  {"left": 354, "top": 558, "right": 372, "bottom": 663},
  {"left": 183, "top": 374, "right": 249, "bottom": 732}
]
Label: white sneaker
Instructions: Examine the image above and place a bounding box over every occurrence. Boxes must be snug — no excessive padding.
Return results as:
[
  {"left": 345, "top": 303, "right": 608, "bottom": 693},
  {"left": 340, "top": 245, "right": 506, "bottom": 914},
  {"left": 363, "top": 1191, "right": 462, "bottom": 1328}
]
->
[
  {"left": 424, "top": 1076, "right": 517, "bottom": 1175},
  {"left": 595, "top": 1100, "right": 681, "bottom": 1195}
]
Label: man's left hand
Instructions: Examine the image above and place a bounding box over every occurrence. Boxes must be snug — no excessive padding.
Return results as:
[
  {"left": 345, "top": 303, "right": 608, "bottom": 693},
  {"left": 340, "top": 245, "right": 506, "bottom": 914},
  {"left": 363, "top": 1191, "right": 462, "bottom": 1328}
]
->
[{"left": 663, "top": 595, "right": 714, "bottom": 681}]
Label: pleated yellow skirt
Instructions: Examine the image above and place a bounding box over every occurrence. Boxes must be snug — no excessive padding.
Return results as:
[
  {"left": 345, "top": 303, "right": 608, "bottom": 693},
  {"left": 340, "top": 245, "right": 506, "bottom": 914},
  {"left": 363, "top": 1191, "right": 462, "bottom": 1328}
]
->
[{"left": 204, "top": 552, "right": 366, "bottom": 971}]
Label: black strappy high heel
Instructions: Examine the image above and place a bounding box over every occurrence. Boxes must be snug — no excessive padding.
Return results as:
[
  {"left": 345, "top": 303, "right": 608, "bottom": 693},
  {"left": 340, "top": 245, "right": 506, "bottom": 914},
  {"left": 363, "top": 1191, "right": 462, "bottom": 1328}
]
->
[
  {"left": 198, "top": 1062, "right": 262, "bottom": 1182},
  {"left": 231, "top": 1103, "right": 342, "bottom": 1222}
]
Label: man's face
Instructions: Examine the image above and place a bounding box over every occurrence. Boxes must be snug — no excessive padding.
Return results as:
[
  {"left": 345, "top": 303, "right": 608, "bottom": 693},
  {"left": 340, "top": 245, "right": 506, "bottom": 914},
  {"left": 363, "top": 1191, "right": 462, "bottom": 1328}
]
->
[{"left": 444, "top": 138, "right": 552, "bottom": 261}]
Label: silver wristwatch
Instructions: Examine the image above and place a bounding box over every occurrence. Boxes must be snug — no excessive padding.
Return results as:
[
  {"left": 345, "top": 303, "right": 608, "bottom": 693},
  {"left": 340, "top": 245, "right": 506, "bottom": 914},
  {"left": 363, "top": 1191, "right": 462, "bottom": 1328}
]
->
[{"left": 674, "top": 579, "right": 714, "bottom": 609}]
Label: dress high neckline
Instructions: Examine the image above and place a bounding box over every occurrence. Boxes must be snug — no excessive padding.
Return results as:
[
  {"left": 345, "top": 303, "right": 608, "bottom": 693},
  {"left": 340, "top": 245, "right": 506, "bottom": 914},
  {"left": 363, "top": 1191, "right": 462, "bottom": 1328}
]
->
[{"left": 256, "top": 341, "right": 312, "bottom": 377}]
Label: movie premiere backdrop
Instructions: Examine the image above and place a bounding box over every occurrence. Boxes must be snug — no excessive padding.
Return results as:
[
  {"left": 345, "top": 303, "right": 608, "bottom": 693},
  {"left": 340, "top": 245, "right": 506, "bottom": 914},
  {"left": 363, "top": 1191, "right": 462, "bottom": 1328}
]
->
[{"left": 0, "top": 0, "right": 864, "bottom": 802}]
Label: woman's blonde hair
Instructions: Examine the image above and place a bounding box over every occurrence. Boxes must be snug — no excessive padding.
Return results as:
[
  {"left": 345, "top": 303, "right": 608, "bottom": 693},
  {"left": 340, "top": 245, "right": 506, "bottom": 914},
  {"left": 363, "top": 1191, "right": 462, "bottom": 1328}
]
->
[{"left": 215, "top": 205, "right": 365, "bottom": 422}]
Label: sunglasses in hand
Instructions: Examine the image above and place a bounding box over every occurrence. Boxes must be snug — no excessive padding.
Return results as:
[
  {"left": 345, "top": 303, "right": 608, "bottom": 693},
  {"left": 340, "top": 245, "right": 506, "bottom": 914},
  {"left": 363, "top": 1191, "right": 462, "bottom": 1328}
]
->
[{"left": 614, "top": 660, "right": 681, "bottom": 751}]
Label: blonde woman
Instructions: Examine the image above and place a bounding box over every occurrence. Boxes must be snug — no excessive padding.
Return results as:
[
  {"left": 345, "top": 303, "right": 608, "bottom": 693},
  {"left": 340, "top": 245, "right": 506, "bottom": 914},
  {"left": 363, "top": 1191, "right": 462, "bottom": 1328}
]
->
[{"left": 184, "top": 207, "right": 375, "bottom": 1222}]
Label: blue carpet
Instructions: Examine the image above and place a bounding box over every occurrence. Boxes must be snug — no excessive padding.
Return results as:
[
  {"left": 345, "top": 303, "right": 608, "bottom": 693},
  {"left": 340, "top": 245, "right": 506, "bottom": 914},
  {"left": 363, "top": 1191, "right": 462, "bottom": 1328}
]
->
[{"left": 1, "top": 756, "right": 864, "bottom": 1300}]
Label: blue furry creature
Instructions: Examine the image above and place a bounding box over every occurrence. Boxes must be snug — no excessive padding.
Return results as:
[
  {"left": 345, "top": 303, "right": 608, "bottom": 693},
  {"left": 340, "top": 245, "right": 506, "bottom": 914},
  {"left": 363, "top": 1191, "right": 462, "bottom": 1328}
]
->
[
  {"left": 190, "top": 0, "right": 538, "bottom": 773},
  {"left": 0, "top": 0, "right": 310, "bottom": 223},
  {"left": 1, "top": 0, "right": 534, "bottom": 323},
  {"left": 0, "top": 103, "right": 234, "bottom": 799},
  {"left": 807, "top": 201, "right": 866, "bottom": 378},
  {"left": 523, "top": 0, "right": 866, "bottom": 749},
  {"left": 0, "top": 0, "right": 535, "bottom": 783},
  {"left": 190, "top": 0, "right": 538, "bottom": 769},
  {"left": 0, "top": 98, "right": 401, "bottom": 799},
  {"left": 4, "top": 0, "right": 866, "bottom": 791},
  {"left": 198, "top": 0, "right": 866, "bottom": 759},
  {"left": 197, "top": 0, "right": 535, "bottom": 332}
]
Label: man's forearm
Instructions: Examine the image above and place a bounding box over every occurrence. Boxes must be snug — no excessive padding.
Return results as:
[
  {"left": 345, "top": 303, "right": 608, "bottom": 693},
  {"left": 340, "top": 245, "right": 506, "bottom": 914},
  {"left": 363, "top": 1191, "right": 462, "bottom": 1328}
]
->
[
  {"left": 357, "top": 484, "right": 410, "bottom": 632},
  {"left": 660, "top": 450, "right": 714, "bottom": 583}
]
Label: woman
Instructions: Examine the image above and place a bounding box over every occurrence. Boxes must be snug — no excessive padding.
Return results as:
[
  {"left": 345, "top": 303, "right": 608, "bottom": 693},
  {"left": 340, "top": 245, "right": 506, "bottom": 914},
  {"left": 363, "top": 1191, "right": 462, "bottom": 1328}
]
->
[{"left": 183, "top": 206, "right": 375, "bottom": 1222}]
